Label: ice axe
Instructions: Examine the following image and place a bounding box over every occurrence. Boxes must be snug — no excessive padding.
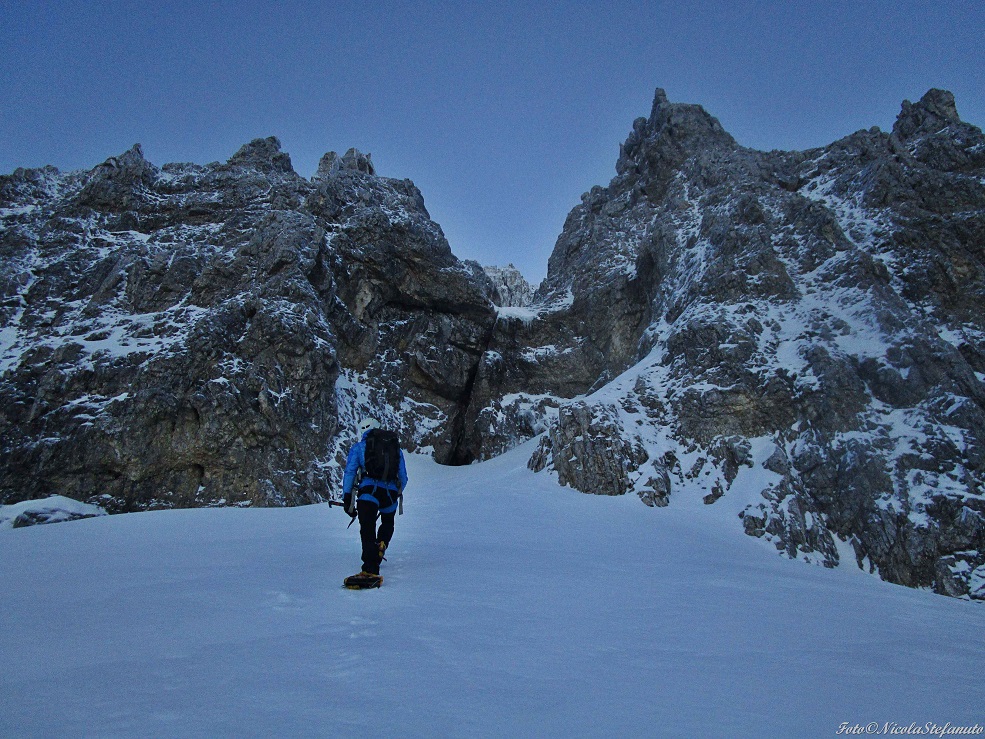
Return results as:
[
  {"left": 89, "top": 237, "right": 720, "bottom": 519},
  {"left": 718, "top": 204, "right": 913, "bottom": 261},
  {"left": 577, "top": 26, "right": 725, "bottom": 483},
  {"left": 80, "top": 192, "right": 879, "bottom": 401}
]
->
[{"left": 328, "top": 499, "right": 358, "bottom": 528}]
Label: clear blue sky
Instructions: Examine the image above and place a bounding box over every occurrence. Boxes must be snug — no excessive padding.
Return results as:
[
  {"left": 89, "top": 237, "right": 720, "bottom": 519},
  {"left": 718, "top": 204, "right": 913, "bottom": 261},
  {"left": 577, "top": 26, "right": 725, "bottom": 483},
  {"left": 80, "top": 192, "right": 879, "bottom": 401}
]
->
[{"left": 2, "top": 0, "right": 982, "bottom": 283}]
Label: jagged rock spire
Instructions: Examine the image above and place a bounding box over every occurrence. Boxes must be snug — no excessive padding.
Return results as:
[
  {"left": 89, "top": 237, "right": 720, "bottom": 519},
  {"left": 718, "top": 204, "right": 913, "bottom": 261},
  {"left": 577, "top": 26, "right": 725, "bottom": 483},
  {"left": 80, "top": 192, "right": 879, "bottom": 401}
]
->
[
  {"left": 75, "top": 143, "right": 159, "bottom": 209},
  {"left": 893, "top": 88, "right": 962, "bottom": 140},
  {"left": 314, "top": 148, "right": 375, "bottom": 181},
  {"left": 616, "top": 89, "right": 736, "bottom": 179},
  {"left": 227, "top": 136, "right": 294, "bottom": 173}
]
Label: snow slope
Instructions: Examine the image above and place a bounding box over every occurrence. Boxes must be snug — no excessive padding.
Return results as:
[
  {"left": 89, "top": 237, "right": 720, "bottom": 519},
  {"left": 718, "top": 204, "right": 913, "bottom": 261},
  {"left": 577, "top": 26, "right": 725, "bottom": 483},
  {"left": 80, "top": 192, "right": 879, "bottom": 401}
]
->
[{"left": 1, "top": 444, "right": 982, "bottom": 737}]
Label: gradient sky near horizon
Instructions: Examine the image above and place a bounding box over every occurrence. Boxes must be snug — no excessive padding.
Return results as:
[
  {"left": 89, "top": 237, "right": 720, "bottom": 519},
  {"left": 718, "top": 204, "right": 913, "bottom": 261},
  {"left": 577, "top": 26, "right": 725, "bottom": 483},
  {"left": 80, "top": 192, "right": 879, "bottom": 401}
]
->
[{"left": 2, "top": 0, "right": 982, "bottom": 283}]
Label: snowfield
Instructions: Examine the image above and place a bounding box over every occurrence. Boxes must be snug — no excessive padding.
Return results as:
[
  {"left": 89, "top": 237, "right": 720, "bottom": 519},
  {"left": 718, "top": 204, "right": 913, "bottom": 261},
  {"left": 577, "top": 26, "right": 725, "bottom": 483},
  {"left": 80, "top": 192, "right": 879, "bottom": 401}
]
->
[{"left": 1, "top": 443, "right": 983, "bottom": 737}]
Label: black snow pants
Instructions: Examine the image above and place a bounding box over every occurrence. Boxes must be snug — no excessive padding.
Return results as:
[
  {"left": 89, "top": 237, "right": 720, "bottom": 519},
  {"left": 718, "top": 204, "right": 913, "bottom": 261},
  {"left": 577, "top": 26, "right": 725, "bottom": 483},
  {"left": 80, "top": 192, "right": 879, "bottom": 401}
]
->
[{"left": 357, "top": 496, "right": 395, "bottom": 576}]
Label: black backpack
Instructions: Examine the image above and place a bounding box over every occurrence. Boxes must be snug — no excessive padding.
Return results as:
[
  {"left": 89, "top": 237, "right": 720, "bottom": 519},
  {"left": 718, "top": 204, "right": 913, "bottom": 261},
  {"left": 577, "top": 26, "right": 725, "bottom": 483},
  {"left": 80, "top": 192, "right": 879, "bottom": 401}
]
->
[{"left": 363, "top": 429, "right": 401, "bottom": 484}]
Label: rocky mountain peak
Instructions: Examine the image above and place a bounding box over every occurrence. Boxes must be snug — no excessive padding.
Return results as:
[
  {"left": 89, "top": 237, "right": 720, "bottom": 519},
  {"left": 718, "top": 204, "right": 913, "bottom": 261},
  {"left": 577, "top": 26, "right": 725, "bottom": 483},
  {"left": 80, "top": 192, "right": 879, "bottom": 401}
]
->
[
  {"left": 469, "top": 87, "right": 985, "bottom": 599},
  {"left": 314, "top": 148, "right": 376, "bottom": 180},
  {"left": 75, "top": 143, "right": 159, "bottom": 211},
  {"left": 314, "top": 151, "right": 342, "bottom": 180},
  {"left": 98, "top": 143, "right": 152, "bottom": 172},
  {"left": 616, "top": 88, "right": 737, "bottom": 188},
  {"left": 646, "top": 87, "right": 731, "bottom": 140},
  {"left": 649, "top": 87, "right": 670, "bottom": 112},
  {"left": 0, "top": 135, "right": 496, "bottom": 509},
  {"left": 893, "top": 88, "right": 962, "bottom": 141},
  {"left": 483, "top": 263, "right": 534, "bottom": 307},
  {"left": 87, "top": 143, "right": 156, "bottom": 181},
  {"left": 227, "top": 136, "right": 295, "bottom": 173},
  {"left": 341, "top": 148, "right": 375, "bottom": 175},
  {"left": 633, "top": 87, "right": 734, "bottom": 152}
]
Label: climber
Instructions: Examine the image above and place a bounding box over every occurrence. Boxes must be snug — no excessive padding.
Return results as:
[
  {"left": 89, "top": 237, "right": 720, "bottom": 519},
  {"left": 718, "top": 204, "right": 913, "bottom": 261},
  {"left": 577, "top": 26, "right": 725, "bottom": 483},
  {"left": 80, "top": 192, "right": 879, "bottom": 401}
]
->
[{"left": 340, "top": 417, "right": 408, "bottom": 589}]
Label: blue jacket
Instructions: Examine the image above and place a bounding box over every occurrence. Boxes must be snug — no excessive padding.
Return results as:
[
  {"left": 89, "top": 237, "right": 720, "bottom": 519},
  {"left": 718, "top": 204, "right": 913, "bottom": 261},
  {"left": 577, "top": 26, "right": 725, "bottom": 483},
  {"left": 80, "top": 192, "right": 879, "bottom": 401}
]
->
[{"left": 342, "top": 431, "right": 408, "bottom": 513}]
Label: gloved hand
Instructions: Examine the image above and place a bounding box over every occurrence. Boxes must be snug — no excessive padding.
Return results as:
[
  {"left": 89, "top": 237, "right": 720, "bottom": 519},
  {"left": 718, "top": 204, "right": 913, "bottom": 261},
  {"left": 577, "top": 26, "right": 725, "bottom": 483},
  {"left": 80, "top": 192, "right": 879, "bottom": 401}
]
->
[{"left": 343, "top": 493, "right": 355, "bottom": 517}]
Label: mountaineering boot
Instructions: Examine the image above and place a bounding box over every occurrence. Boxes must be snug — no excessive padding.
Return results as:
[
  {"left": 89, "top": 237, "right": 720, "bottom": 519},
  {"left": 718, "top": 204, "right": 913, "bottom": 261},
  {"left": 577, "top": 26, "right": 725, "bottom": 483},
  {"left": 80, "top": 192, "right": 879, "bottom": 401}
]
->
[
  {"left": 344, "top": 571, "right": 383, "bottom": 590},
  {"left": 378, "top": 540, "right": 387, "bottom": 562}
]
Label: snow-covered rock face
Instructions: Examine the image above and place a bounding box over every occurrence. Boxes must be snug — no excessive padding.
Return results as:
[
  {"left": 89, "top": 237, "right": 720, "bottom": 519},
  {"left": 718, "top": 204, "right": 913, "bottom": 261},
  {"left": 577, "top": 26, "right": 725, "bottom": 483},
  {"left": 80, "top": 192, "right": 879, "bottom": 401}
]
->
[
  {"left": 3, "top": 89, "right": 984, "bottom": 600},
  {"left": 515, "top": 88, "right": 985, "bottom": 598},
  {"left": 0, "top": 138, "right": 495, "bottom": 511},
  {"left": 482, "top": 263, "right": 534, "bottom": 307}
]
